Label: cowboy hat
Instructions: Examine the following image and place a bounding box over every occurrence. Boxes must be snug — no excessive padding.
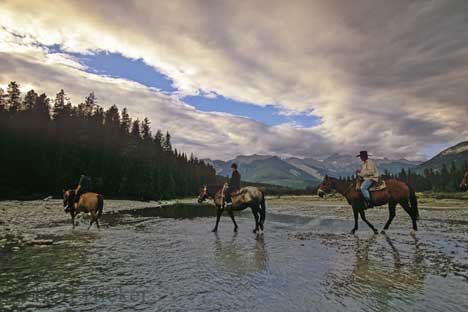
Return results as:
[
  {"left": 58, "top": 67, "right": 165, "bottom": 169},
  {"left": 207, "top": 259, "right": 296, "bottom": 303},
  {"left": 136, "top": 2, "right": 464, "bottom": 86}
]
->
[{"left": 356, "top": 151, "right": 371, "bottom": 158}]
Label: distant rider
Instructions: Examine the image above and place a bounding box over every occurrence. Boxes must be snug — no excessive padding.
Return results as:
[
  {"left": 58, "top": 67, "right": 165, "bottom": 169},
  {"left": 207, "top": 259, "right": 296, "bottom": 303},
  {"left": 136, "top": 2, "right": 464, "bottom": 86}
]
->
[
  {"left": 66, "top": 174, "right": 92, "bottom": 213},
  {"left": 224, "top": 163, "right": 241, "bottom": 207},
  {"left": 356, "top": 151, "right": 379, "bottom": 208}
]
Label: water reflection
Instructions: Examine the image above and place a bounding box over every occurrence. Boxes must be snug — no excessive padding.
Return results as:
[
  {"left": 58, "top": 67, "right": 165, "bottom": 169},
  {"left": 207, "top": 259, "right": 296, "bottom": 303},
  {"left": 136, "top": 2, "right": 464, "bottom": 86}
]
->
[
  {"left": 213, "top": 233, "right": 268, "bottom": 274},
  {"left": 325, "top": 234, "right": 426, "bottom": 311},
  {"left": 0, "top": 239, "right": 93, "bottom": 310}
]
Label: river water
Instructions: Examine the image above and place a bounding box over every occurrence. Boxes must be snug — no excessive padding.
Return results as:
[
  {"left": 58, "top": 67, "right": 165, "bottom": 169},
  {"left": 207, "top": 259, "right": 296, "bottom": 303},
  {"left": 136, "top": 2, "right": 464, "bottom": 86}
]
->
[{"left": 1, "top": 200, "right": 467, "bottom": 311}]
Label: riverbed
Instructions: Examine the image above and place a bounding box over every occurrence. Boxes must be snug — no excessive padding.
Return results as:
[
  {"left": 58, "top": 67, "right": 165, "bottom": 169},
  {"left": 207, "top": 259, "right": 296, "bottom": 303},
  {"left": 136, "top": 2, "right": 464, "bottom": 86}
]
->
[{"left": 1, "top": 197, "right": 467, "bottom": 311}]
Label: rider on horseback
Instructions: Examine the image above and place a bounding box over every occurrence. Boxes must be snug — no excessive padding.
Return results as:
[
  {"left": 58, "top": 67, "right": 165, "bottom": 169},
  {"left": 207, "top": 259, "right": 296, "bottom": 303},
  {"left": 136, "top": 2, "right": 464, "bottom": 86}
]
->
[
  {"left": 356, "top": 151, "right": 379, "bottom": 208},
  {"left": 224, "top": 163, "right": 241, "bottom": 208},
  {"left": 64, "top": 174, "right": 92, "bottom": 213}
]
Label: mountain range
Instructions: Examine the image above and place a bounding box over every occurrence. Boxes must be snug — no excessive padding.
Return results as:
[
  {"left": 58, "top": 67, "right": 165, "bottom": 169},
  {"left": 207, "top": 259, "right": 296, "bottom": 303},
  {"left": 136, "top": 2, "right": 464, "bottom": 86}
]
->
[
  {"left": 416, "top": 141, "right": 468, "bottom": 172},
  {"left": 205, "top": 141, "right": 468, "bottom": 189}
]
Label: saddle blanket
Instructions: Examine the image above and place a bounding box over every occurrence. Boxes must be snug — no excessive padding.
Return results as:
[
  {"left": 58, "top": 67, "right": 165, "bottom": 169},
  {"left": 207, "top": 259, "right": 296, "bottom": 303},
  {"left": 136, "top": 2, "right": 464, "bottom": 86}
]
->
[{"left": 356, "top": 180, "right": 386, "bottom": 191}]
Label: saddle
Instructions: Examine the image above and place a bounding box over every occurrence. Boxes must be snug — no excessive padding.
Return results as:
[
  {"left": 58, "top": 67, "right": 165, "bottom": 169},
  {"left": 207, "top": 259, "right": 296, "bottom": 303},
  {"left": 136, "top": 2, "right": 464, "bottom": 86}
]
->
[{"left": 356, "top": 179, "right": 386, "bottom": 192}]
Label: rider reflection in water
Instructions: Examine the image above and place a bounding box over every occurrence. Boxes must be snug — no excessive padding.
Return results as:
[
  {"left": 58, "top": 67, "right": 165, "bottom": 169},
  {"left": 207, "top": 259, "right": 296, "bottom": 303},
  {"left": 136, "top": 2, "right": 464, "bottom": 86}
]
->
[{"left": 224, "top": 163, "right": 241, "bottom": 208}]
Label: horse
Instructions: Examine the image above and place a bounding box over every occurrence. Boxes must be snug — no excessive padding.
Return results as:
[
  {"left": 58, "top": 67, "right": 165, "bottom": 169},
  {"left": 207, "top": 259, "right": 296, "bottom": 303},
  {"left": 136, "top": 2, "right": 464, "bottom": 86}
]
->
[
  {"left": 198, "top": 184, "right": 266, "bottom": 233},
  {"left": 460, "top": 171, "right": 468, "bottom": 191},
  {"left": 63, "top": 189, "right": 104, "bottom": 230},
  {"left": 317, "top": 176, "right": 419, "bottom": 235}
]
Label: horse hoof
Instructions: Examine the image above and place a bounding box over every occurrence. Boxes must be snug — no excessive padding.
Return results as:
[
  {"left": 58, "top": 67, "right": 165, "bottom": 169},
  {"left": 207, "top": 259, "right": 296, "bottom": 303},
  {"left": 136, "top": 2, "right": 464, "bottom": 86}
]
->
[
  {"left": 410, "top": 230, "right": 416, "bottom": 237},
  {"left": 253, "top": 229, "right": 257, "bottom": 234},
  {"left": 350, "top": 230, "right": 356, "bottom": 235},
  {"left": 373, "top": 230, "right": 378, "bottom": 235},
  {"left": 234, "top": 227, "right": 238, "bottom": 232},
  {"left": 212, "top": 228, "right": 218, "bottom": 233},
  {"left": 380, "top": 230, "right": 386, "bottom": 235}
]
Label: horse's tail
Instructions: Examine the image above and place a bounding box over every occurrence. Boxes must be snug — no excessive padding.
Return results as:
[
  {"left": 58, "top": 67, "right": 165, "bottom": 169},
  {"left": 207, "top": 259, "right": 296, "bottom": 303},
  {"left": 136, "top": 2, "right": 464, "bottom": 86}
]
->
[
  {"left": 97, "top": 194, "right": 104, "bottom": 218},
  {"left": 259, "top": 191, "right": 266, "bottom": 225},
  {"left": 408, "top": 184, "right": 419, "bottom": 220}
]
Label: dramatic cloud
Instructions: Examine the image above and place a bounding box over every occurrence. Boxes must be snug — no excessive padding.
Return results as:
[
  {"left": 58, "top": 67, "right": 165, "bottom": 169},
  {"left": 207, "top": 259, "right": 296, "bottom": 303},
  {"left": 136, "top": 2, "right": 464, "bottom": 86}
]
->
[{"left": 0, "top": 0, "right": 467, "bottom": 160}]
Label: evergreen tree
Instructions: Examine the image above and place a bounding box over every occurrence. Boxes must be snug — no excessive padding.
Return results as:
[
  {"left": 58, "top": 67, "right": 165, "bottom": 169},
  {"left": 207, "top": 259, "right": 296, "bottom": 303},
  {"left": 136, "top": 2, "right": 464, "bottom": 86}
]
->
[
  {"left": 141, "top": 117, "right": 152, "bottom": 141},
  {"left": 120, "top": 107, "right": 131, "bottom": 134},
  {"left": 23, "top": 90, "right": 38, "bottom": 111},
  {"left": 163, "top": 131, "right": 172, "bottom": 152},
  {"left": 33, "top": 93, "right": 50, "bottom": 120},
  {"left": 7, "top": 81, "right": 21, "bottom": 113}
]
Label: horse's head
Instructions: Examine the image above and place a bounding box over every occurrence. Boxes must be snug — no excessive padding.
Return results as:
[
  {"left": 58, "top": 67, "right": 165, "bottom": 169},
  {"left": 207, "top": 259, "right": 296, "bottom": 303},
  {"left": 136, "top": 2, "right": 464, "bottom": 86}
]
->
[
  {"left": 198, "top": 185, "right": 210, "bottom": 203},
  {"left": 63, "top": 189, "right": 75, "bottom": 211},
  {"left": 460, "top": 171, "right": 468, "bottom": 191},
  {"left": 317, "top": 176, "right": 336, "bottom": 197}
]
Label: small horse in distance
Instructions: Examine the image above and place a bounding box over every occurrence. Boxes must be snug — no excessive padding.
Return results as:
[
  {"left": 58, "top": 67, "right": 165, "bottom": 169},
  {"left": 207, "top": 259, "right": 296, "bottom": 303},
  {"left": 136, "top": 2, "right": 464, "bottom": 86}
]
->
[
  {"left": 317, "top": 176, "right": 419, "bottom": 235},
  {"left": 198, "top": 184, "right": 266, "bottom": 233},
  {"left": 63, "top": 189, "right": 104, "bottom": 230}
]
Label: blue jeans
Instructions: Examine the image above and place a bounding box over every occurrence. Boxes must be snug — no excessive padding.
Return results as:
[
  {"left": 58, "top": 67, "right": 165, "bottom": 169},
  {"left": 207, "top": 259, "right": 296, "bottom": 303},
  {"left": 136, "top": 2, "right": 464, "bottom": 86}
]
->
[{"left": 360, "top": 179, "right": 374, "bottom": 201}]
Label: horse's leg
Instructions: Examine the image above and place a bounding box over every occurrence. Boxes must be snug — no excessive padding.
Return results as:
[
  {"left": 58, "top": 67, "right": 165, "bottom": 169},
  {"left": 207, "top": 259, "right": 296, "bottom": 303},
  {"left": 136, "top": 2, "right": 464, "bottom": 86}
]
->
[
  {"left": 351, "top": 206, "right": 359, "bottom": 234},
  {"left": 359, "top": 209, "right": 378, "bottom": 234},
  {"left": 212, "top": 207, "right": 223, "bottom": 232},
  {"left": 228, "top": 209, "right": 238, "bottom": 232},
  {"left": 251, "top": 207, "right": 260, "bottom": 233},
  {"left": 95, "top": 214, "right": 101, "bottom": 230},
  {"left": 399, "top": 201, "right": 418, "bottom": 235},
  {"left": 71, "top": 211, "right": 75, "bottom": 229},
  {"left": 259, "top": 200, "right": 266, "bottom": 231},
  {"left": 88, "top": 212, "right": 96, "bottom": 231},
  {"left": 382, "top": 201, "right": 397, "bottom": 234}
]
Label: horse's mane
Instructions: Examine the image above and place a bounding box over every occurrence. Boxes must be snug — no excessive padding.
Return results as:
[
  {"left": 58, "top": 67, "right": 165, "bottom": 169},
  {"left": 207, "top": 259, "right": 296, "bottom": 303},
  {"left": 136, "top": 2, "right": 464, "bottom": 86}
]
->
[{"left": 206, "top": 184, "right": 224, "bottom": 195}]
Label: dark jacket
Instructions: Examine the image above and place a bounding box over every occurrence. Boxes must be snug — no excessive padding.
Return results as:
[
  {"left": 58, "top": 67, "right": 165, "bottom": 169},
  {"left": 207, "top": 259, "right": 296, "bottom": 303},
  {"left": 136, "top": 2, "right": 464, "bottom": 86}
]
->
[
  {"left": 78, "top": 175, "right": 92, "bottom": 192},
  {"left": 229, "top": 170, "right": 241, "bottom": 190}
]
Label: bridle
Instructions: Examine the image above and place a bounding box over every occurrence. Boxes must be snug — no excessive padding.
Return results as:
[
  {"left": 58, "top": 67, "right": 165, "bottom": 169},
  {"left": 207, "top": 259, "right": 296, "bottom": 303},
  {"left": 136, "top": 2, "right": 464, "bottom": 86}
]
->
[{"left": 320, "top": 178, "right": 355, "bottom": 197}]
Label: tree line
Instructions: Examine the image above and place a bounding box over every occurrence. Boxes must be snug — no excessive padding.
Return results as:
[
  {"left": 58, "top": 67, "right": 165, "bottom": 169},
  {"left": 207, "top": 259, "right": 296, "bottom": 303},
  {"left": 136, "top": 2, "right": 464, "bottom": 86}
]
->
[
  {"left": 0, "top": 81, "right": 216, "bottom": 199},
  {"left": 338, "top": 161, "right": 468, "bottom": 193}
]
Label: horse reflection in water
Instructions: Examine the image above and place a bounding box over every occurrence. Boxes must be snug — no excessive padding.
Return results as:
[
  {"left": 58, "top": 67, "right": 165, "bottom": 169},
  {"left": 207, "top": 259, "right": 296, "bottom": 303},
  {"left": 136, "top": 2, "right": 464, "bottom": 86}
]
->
[
  {"left": 213, "top": 233, "right": 268, "bottom": 274},
  {"left": 325, "top": 235, "right": 425, "bottom": 310}
]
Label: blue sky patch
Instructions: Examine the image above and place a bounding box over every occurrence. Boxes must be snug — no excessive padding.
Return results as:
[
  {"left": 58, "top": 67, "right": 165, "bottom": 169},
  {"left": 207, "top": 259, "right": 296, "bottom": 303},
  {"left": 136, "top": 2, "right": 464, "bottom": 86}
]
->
[
  {"left": 48, "top": 46, "right": 319, "bottom": 127},
  {"left": 183, "top": 94, "right": 319, "bottom": 127},
  {"left": 49, "top": 46, "right": 176, "bottom": 93}
]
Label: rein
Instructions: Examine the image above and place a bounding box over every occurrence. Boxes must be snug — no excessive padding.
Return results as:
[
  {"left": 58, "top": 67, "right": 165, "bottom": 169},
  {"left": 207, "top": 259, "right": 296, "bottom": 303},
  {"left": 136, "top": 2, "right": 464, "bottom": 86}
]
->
[{"left": 343, "top": 182, "right": 355, "bottom": 195}]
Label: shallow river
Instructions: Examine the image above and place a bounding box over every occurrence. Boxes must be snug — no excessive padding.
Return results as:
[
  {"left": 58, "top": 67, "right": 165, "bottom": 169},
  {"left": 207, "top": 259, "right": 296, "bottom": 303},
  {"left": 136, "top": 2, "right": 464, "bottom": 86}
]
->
[{"left": 1, "top": 200, "right": 467, "bottom": 311}]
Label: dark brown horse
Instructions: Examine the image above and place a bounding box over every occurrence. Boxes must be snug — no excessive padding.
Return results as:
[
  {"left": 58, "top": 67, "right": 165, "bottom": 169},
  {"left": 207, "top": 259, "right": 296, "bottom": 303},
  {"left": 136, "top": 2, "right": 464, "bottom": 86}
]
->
[
  {"left": 198, "top": 184, "right": 266, "bottom": 233},
  {"left": 63, "top": 189, "right": 104, "bottom": 230},
  {"left": 317, "top": 176, "right": 419, "bottom": 235},
  {"left": 460, "top": 171, "right": 468, "bottom": 191}
]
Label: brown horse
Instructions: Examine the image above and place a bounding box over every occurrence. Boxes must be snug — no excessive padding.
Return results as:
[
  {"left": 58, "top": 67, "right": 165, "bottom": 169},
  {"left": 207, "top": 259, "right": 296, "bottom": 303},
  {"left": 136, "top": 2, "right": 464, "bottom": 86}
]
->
[
  {"left": 317, "top": 176, "right": 419, "bottom": 235},
  {"left": 460, "top": 171, "right": 468, "bottom": 191},
  {"left": 63, "top": 189, "right": 104, "bottom": 230},
  {"left": 198, "top": 184, "right": 266, "bottom": 233}
]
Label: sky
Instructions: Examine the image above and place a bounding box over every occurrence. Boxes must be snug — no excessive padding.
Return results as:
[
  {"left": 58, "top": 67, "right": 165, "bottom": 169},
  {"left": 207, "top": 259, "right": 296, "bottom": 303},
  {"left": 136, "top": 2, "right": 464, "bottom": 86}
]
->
[{"left": 0, "top": 0, "right": 467, "bottom": 161}]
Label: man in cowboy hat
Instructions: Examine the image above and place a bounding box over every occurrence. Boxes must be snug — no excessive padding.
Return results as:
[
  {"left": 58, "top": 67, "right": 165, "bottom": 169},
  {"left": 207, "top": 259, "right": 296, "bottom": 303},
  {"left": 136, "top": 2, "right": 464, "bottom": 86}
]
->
[
  {"left": 224, "top": 163, "right": 241, "bottom": 207},
  {"left": 356, "top": 151, "right": 379, "bottom": 208}
]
